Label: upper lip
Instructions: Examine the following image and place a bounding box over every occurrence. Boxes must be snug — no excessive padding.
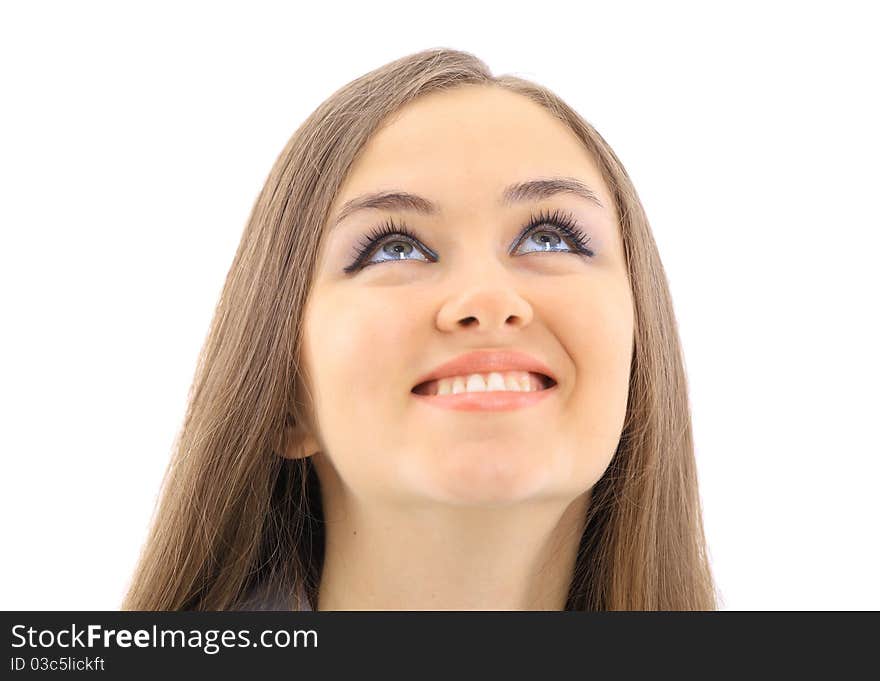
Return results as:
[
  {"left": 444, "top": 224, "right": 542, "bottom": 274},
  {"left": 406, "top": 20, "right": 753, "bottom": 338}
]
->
[{"left": 411, "top": 349, "right": 558, "bottom": 391}]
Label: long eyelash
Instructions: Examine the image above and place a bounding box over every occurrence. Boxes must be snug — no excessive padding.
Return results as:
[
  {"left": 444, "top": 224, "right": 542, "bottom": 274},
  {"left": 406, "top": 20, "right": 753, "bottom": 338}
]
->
[
  {"left": 520, "top": 208, "right": 594, "bottom": 257},
  {"left": 344, "top": 217, "right": 423, "bottom": 273},
  {"left": 344, "top": 209, "right": 594, "bottom": 274}
]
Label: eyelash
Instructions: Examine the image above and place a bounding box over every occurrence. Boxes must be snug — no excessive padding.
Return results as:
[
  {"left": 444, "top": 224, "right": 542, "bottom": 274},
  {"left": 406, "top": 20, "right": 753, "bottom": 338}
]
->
[{"left": 343, "top": 208, "right": 595, "bottom": 274}]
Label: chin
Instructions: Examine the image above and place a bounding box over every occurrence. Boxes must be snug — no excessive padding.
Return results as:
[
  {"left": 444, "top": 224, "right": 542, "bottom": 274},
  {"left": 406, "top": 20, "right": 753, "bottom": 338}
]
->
[{"left": 400, "top": 446, "right": 558, "bottom": 507}]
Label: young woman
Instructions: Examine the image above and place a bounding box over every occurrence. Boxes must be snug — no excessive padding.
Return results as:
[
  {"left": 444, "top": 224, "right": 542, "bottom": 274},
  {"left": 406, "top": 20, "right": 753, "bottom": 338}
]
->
[{"left": 123, "top": 47, "right": 718, "bottom": 611}]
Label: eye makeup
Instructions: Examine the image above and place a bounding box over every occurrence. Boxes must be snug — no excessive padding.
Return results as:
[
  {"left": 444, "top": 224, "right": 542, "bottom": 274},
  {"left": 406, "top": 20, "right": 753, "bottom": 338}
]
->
[{"left": 342, "top": 207, "right": 595, "bottom": 274}]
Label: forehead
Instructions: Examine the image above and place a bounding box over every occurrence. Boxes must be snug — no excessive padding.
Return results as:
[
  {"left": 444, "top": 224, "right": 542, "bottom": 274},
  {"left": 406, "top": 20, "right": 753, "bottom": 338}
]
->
[{"left": 332, "top": 85, "right": 614, "bottom": 220}]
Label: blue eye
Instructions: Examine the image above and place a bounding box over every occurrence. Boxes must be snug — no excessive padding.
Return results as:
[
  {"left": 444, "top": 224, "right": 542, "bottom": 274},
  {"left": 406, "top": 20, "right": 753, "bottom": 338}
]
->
[{"left": 343, "top": 209, "right": 594, "bottom": 274}]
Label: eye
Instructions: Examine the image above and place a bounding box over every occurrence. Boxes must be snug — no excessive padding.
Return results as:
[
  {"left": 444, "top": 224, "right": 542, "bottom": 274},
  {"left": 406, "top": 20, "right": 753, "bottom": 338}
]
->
[
  {"left": 343, "top": 209, "right": 594, "bottom": 274},
  {"left": 342, "top": 217, "right": 436, "bottom": 274},
  {"left": 511, "top": 208, "right": 595, "bottom": 258}
]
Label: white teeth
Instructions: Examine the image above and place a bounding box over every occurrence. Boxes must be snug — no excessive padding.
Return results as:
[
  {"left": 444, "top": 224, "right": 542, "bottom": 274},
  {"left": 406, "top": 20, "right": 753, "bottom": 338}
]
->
[
  {"left": 431, "top": 371, "right": 545, "bottom": 396},
  {"left": 486, "top": 372, "right": 507, "bottom": 391},
  {"left": 465, "top": 374, "right": 486, "bottom": 392}
]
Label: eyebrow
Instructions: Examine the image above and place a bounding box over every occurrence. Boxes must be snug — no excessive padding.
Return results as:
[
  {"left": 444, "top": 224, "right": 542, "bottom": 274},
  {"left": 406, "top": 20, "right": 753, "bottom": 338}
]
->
[{"left": 331, "top": 176, "right": 605, "bottom": 228}]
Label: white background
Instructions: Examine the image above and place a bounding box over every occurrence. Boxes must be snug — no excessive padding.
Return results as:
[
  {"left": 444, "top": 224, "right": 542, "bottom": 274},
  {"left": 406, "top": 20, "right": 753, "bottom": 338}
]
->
[{"left": 1, "top": 1, "right": 877, "bottom": 610}]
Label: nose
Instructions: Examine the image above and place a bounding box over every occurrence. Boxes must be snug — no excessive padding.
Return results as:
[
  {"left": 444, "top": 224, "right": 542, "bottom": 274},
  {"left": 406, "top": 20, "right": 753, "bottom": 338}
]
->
[{"left": 435, "top": 278, "right": 534, "bottom": 333}]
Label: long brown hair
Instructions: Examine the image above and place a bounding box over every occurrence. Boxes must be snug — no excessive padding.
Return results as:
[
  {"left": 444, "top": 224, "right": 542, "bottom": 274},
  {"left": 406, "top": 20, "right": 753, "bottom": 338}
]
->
[{"left": 122, "top": 47, "right": 718, "bottom": 611}]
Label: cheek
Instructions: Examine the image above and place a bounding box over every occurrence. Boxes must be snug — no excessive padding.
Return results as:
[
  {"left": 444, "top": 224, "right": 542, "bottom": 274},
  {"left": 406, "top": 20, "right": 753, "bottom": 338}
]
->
[
  {"left": 568, "top": 288, "right": 633, "bottom": 375},
  {"left": 306, "top": 287, "right": 411, "bottom": 380},
  {"left": 302, "top": 287, "right": 419, "bottom": 458},
  {"left": 560, "top": 278, "right": 634, "bottom": 463},
  {"left": 559, "top": 264, "right": 632, "bottom": 357}
]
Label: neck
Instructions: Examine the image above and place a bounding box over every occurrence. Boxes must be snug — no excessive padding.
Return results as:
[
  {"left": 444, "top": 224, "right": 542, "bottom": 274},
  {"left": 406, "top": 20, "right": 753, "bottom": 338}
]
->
[{"left": 315, "top": 490, "right": 590, "bottom": 611}]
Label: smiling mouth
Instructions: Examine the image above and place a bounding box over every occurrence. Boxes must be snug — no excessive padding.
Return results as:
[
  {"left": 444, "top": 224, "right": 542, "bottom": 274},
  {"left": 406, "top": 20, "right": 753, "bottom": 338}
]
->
[{"left": 412, "top": 372, "right": 556, "bottom": 396}]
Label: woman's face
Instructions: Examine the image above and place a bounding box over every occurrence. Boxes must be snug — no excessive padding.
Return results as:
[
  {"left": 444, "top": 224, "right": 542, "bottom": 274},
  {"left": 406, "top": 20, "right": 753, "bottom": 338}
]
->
[{"left": 298, "top": 85, "right": 634, "bottom": 508}]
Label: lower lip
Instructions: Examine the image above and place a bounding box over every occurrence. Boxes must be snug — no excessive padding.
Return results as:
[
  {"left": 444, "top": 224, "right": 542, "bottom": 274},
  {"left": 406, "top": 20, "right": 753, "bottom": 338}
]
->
[{"left": 411, "top": 384, "right": 557, "bottom": 411}]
